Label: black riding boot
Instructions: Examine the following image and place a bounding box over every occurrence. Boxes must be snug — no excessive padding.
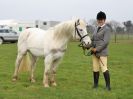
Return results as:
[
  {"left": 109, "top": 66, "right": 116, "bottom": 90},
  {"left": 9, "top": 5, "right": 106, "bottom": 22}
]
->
[
  {"left": 103, "top": 70, "right": 111, "bottom": 91},
  {"left": 93, "top": 72, "right": 99, "bottom": 88}
]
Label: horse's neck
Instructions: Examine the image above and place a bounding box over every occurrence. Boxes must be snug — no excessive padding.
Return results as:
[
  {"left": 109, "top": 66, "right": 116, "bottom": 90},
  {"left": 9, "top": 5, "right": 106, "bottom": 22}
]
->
[
  {"left": 54, "top": 21, "right": 75, "bottom": 37},
  {"left": 52, "top": 21, "right": 75, "bottom": 49}
]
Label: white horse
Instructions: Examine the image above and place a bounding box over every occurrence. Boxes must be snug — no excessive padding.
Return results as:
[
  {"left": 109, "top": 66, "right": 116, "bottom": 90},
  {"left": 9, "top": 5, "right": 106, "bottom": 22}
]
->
[{"left": 12, "top": 19, "right": 91, "bottom": 87}]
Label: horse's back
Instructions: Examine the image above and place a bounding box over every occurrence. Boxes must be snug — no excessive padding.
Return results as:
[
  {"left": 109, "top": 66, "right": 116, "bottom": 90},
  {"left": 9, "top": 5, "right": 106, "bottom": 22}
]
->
[
  {"left": 18, "top": 28, "right": 52, "bottom": 56},
  {"left": 18, "top": 28, "right": 46, "bottom": 45}
]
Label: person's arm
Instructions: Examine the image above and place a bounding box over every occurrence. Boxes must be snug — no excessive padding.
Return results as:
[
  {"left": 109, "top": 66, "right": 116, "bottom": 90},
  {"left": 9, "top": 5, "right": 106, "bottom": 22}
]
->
[
  {"left": 96, "top": 27, "right": 111, "bottom": 52},
  {"left": 88, "top": 32, "right": 94, "bottom": 49}
]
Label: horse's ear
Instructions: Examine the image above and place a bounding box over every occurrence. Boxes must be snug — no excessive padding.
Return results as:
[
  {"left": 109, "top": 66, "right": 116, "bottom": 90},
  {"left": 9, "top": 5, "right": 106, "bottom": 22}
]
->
[
  {"left": 77, "top": 19, "right": 80, "bottom": 23},
  {"left": 76, "top": 19, "right": 80, "bottom": 26}
]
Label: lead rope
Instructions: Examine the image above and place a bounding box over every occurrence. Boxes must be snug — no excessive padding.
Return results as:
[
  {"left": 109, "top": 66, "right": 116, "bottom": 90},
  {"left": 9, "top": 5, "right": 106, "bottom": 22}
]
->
[
  {"left": 78, "top": 43, "right": 92, "bottom": 56},
  {"left": 78, "top": 44, "right": 104, "bottom": 66}
]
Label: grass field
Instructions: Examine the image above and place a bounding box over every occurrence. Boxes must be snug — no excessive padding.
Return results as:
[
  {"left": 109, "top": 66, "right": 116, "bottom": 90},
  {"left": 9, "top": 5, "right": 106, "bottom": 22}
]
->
[{"left": 0, "top": 40, "right": 133, "bottom": 99}]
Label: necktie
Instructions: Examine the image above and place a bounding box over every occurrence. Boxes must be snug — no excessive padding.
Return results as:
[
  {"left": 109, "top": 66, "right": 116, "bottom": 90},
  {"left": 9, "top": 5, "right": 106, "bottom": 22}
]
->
[{"left": 97, "top": 27, "right": 101, "bottom": 32}]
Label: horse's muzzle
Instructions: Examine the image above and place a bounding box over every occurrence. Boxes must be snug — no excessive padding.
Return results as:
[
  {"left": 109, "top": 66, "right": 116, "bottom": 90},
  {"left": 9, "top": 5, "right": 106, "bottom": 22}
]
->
[{"left": 84, "top": 43, "right": 91, "bottom": 50}]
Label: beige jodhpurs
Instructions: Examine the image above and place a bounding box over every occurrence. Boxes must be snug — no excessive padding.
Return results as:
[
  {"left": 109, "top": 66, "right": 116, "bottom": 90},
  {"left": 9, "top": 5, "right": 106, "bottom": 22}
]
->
[{"left": 92, "top": 55, "right": 108, "bottom": 72}]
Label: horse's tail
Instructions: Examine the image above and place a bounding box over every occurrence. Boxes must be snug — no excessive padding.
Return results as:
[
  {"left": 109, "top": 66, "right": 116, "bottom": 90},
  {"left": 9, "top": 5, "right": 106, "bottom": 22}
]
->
[{"left": 18, "top": 52, "right": 31, "bottom": 72}]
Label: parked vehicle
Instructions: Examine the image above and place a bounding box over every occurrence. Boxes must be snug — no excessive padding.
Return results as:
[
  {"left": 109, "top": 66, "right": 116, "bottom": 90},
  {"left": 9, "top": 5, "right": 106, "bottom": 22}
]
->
[{"left": 0, "top": 29, "right": 19, "bottom": 44}]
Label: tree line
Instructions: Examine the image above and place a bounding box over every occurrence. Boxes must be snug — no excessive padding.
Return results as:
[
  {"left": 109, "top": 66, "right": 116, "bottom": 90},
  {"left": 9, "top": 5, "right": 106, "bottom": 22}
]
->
[{"left": 86, "top": 20, "right": 133, "bottom": 34}]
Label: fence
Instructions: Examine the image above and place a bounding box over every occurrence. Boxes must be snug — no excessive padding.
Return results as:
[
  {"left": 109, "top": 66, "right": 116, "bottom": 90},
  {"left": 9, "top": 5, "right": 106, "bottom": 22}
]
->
[{"left": 111, "top": 32, "right": 133, "bottom": 43}]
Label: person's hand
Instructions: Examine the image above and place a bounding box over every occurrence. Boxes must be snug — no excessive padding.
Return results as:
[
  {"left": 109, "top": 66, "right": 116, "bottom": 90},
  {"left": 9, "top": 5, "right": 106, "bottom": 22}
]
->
[{"left": 91, "top": 48, "right": 97, "bottom": 53}]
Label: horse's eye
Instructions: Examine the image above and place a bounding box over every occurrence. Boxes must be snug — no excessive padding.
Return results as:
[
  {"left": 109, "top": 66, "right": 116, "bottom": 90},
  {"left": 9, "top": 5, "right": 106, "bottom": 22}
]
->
[{"left": 79, "top": 29, "right": 83, "bottom": 31}]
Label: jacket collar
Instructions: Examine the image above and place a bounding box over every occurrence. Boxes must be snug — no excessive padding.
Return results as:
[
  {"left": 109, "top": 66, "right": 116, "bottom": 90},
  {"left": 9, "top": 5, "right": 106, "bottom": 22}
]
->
[{"left": 97, "top": 24, "right": 106, "bottom": 32}]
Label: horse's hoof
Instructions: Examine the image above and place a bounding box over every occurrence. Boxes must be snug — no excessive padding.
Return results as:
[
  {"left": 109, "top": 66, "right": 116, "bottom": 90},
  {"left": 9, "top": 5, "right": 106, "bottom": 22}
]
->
[
  {"left": 30, "top": 79, "right": 36, "bottom": 83},
  {"left": 50, "top": 81, "right": 57, "bottom": 86},
  {"left": 12, "top": 78, "right": 17, "bottom": 82},
  {"left": 44, "top": 84, "right": 50, "bottom": 88},
  {"left": 12, "top": 76, "right": 18, "bottom": 82},
  {"left": 51, "top": 82, "right": 57, "bottom": 87}
]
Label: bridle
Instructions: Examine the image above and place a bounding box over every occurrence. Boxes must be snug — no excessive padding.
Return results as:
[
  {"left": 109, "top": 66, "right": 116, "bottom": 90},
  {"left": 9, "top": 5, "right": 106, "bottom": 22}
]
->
[
  {"left": 75, "top": 19, "right": 91, "bottom": 56},
  {"left": 75, "top": 20, "right": 88, "bottom": 42}
]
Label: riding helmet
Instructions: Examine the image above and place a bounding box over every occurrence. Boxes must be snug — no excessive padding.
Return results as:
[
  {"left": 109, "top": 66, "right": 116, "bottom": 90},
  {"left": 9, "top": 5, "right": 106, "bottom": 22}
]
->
[{"left": 97, "top": 11, "right": 106, "bottom": 20}]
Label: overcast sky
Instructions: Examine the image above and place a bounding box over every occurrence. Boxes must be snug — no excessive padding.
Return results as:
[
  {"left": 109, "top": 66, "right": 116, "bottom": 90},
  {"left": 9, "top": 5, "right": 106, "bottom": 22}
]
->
[{"left": 0, "top": 0, "right": 132, "bottom": 22}]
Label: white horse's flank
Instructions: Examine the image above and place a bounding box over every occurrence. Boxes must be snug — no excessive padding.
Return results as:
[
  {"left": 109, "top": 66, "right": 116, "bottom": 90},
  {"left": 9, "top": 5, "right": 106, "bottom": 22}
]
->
[{"left": 12, "top": 19, "right": 91, "bottom": 87}]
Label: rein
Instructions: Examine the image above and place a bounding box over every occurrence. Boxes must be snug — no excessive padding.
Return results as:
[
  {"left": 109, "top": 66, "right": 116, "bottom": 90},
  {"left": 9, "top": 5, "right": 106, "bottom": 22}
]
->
[
  {"left": 79, "top": 46, "right": 105, "bottom": 66},
  {"left": 78, "top": 43, "right": 92, "bottom": 56}
]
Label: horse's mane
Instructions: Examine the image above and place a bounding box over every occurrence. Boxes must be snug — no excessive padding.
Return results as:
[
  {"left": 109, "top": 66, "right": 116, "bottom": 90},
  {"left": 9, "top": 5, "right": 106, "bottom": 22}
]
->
[{"left": 53, "top": 20, "right": 75, "bottom": 40}]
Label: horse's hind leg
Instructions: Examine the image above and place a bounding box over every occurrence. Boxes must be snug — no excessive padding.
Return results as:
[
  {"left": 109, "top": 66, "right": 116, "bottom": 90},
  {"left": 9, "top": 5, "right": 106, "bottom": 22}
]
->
[
  {"left": 12, "top": 53, "right": 24, "bottom": 81},
  {"left": 30, "top": 54, "right": 37, "bottom": 83}
]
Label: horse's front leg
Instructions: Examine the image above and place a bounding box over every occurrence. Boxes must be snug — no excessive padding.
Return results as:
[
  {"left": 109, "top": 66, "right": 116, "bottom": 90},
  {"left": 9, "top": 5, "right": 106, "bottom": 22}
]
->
[
  {"left": 43, "top": 72, "right": 49, "bottom": 87},
  {"left": 50, "top": 58, "right": 61, "bottom": 86},
  {"left": 30, "top": 54, "right": 37, "bottom": 83},
  {"left": 50, "top": 70, "right": 57, "bottom": 87},
  {"left": 43, "top": 55, "right": 53, "bottom": 87}
]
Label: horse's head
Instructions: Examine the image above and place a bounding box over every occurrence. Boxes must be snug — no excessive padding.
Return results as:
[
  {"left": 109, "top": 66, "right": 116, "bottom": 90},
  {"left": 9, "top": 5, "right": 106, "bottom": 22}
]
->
[{"left": 74, "top": 19, "right": 91, "bottom": 49}]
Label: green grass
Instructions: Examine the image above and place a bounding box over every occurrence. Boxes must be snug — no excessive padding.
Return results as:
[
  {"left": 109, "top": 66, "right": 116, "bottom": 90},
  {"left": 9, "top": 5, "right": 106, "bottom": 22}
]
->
[{"left": 0, "top": 40, "right": 133, "bottom": 99}]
